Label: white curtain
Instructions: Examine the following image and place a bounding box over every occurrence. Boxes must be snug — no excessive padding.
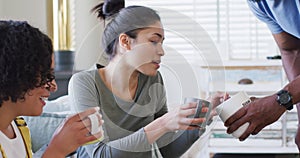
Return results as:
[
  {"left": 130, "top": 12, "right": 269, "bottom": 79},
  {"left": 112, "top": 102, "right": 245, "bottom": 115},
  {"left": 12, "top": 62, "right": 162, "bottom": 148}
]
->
[{"left": 126, "top": 0, "right": 278, "bottom": 61}]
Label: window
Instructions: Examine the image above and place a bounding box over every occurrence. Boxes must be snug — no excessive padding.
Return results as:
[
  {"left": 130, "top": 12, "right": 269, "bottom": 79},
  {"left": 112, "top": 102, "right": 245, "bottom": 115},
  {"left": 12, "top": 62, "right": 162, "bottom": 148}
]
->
[{"left": 126, "top": 0, "right": 278, "bottom": 62}]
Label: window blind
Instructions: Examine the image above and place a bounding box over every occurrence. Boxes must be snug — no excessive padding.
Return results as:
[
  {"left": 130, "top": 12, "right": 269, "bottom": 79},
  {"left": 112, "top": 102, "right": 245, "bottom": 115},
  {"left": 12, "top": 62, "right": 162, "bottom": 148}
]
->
[{"left": 126, "top": 0, "right": 278, "bottom": 61}]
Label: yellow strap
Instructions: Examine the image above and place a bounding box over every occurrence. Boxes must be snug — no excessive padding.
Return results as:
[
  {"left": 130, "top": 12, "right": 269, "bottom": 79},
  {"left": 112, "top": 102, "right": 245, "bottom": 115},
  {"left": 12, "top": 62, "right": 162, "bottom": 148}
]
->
[
  {"left": 0, "top": 144, "right": 7, "bottom": 158},
  {"left": 14, "top": 117, "right": 32, "bottom": 158}
]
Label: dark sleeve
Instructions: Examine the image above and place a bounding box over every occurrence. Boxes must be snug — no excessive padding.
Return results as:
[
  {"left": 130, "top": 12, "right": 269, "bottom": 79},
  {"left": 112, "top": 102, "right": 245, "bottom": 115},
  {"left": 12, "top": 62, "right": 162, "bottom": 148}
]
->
[{"left": 157, "top": 129, "right": 200, "bottom": 158}]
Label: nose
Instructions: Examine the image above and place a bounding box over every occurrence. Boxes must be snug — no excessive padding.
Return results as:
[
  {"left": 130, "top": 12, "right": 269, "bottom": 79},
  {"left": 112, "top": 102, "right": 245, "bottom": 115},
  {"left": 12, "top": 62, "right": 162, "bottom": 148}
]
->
[
  {"left": 49, "top": 80, "right": 58, "bottom": 92},
  {"left": 44, "top": 80, "right": 58, "bottom": 92},
  {"left": 157, "top": 43, "right": 165, "bottom": 56}
]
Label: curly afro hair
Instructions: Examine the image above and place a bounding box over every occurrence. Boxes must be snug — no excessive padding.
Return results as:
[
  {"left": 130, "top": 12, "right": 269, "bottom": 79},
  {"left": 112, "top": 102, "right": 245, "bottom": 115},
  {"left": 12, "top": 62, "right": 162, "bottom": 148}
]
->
[{"left": 0, "top": 21, "right": 54, "bottom": 107}]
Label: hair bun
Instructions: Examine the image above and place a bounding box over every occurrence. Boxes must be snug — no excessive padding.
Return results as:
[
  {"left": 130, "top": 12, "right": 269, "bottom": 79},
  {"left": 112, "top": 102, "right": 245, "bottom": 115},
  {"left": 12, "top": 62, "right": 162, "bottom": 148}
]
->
[
  {"left": 92, "top": 0, "right": 124, "bottom": 20},
  {"left": 103, "top": 0, "right": 124, "bottom": 16}
]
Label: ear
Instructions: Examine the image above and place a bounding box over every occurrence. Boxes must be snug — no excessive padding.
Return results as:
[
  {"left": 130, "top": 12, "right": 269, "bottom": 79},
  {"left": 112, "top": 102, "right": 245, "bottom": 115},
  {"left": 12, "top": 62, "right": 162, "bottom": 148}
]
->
[{"left": 119, "top": 33, "right": 131, "bottom": 50}]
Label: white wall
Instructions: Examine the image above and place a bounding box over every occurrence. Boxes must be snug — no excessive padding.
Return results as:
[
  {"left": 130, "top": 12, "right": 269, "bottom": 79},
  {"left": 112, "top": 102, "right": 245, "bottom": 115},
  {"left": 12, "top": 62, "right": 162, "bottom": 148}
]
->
[
  {"left": 73, "top": 0, "right": 104, "bottom": 70},
  {"left": 0, "top": 0, "right": 48, "bottom": 33},
  {"left": 0, "top": 1, "right": 3, "bottom": 17}
]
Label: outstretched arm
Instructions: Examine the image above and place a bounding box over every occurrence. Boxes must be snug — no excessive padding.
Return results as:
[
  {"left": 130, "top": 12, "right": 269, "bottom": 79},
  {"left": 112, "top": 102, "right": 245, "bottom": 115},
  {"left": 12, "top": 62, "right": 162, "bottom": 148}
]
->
[{"left": 225, "top": 32, "right": 300, "bottom": 141}]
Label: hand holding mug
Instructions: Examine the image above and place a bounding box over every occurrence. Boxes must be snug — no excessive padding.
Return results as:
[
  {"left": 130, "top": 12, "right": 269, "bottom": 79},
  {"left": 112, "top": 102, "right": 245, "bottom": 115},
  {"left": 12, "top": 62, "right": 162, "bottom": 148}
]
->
[
  {"left": 161, "top": 103, "right": 206, "bottom": 132},
  {"left": 184, "top": 97, "right": 212, "bottom": 128},
  {"left": 45, "top": 107, "right": 104, "bottom": 157},
  {"left": 216, "top": 91, "right": 251, "bottom": 138}
]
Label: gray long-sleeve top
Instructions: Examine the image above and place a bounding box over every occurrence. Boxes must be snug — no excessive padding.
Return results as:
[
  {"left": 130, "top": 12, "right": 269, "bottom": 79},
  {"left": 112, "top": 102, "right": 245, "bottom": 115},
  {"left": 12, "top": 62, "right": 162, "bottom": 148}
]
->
[{"left": 68, "top": 69, "right": 200, "bottom": 158}]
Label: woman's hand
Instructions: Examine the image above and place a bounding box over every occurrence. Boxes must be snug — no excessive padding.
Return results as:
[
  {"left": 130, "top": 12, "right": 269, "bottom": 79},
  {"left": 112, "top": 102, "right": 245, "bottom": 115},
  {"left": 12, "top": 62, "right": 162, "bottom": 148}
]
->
[
  {"left": 207, "top": 91, "right": 229, "bottom": 122},
  {"left": 160, "top": 102, "right": 206, "bottom": 132},
  {"left": 42, "top": 107, "right": 104, "bottom": 158}
]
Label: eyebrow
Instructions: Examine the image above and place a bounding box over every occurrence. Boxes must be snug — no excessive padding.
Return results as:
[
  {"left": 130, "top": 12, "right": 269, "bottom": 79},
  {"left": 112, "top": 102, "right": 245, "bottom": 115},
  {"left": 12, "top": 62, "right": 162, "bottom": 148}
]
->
[{"left": 153, "top": 33, "right": 165, "bottom": 41}]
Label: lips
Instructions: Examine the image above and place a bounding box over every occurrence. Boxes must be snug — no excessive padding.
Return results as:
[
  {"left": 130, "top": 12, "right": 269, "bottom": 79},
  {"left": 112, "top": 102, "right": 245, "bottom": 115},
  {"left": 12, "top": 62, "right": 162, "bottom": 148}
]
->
[
  {"left": 152, "top": 60, "right": 161, "bottom": 64},
  {"left": 40, "top": 97, "right": 48, "bottom": 106},
  {"left": 152, "top": 60, "right": 160, "bottom": 69}
]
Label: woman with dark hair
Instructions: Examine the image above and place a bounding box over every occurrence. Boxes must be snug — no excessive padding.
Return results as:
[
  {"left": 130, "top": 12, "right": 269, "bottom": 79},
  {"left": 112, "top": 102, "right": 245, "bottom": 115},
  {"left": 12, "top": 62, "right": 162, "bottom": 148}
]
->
[
  {"left": 69, "top": 0, "right": 226, "bottom": 157},
  {"left": 0, "top": 20, "right": 103, "bottom": 158}
]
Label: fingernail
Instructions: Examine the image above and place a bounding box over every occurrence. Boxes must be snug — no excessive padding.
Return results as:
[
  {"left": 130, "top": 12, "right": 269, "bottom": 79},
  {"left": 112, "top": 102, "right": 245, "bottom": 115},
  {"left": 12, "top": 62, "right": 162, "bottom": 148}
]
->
[{"left": 95, "top": 107, "right": 100, "bottom": 111}]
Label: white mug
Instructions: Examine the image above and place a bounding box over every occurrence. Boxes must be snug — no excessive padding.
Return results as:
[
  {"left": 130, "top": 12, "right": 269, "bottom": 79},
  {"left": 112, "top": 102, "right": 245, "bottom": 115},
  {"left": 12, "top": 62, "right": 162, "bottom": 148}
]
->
[
  {"left": 85, "top": 112, "right": 104, "bottom": 145},
  {"left": 88, "top": 113, "right": 102, "bottom": 135},
  {"left": 216, "top": 91, "right": 251, "bottom": 138}
]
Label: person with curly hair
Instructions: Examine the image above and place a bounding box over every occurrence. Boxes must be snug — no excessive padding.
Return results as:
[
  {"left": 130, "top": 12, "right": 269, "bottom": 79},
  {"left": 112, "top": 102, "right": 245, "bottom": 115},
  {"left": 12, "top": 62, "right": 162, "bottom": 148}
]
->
[{"left": 0, "top": 20, "right": 104, "bottom": 158}]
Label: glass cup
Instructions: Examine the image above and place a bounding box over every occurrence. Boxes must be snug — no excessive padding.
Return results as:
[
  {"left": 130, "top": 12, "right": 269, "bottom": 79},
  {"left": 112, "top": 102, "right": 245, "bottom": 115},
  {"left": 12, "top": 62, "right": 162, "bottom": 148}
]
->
[{"left": 184, "top": 97, "right": 212, "bottom": 128}]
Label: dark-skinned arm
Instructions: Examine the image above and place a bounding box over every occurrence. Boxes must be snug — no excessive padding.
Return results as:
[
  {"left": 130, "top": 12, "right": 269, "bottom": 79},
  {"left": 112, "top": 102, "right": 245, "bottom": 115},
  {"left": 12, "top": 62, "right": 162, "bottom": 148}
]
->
[{"left": 224, "top": 31, "right": 300, "bottom": 141}]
